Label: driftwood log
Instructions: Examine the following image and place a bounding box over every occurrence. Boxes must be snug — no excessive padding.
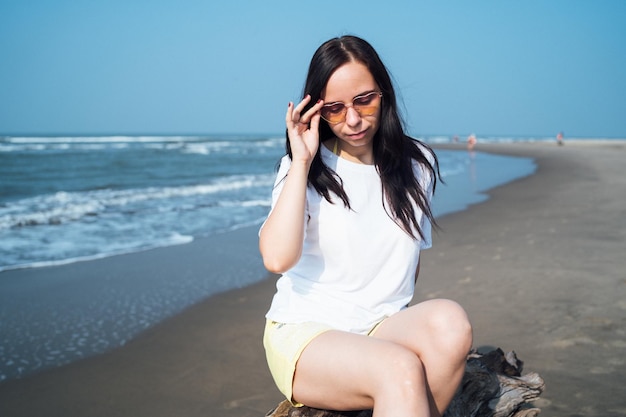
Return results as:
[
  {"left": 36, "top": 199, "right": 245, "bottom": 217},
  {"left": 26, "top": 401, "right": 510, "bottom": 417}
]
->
[{"left": 265, "top": 348, "right": 545, "bottom": 417}]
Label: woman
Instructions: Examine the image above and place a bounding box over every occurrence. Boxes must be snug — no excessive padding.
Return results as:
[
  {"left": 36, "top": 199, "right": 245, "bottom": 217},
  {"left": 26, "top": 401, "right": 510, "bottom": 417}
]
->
[{"left": 259, "top": 35, "right": 472, "bottom": 417}]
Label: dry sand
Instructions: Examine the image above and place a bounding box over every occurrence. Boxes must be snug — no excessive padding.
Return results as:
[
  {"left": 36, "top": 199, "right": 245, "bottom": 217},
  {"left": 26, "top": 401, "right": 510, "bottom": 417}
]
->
[{"left": 0, "top": 141, "right": 625, "bottom": 417}]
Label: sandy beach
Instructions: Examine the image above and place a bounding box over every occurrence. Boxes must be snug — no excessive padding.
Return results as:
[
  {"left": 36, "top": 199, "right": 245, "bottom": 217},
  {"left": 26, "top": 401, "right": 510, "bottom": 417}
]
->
[{"left": 0, "top": 141, "right": 625, "bottom": 417}]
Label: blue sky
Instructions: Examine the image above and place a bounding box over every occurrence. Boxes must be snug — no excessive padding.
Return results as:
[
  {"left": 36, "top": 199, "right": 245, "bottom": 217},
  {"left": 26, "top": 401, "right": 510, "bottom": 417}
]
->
[{"left": 1, "top": 0, "right": 624, "bottom": 137}]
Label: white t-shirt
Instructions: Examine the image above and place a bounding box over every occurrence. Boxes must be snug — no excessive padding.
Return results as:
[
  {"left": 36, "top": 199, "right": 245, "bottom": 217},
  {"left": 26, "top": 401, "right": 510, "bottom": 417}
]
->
[{"left": 264, "top": 144, "right": 434, "bottom": 334}]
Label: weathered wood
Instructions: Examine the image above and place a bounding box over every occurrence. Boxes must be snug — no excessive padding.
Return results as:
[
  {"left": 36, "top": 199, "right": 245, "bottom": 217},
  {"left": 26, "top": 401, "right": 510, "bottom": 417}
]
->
[
  {"left": 264, "top": 348, "right": 544, "bottom": 417},
  {"left": 444, "top": 349, "right": 544, "bottom": 417}
]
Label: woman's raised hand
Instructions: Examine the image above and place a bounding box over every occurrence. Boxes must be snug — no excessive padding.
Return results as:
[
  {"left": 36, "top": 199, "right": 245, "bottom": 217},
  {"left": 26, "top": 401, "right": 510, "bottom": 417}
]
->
[{"left": 286, "top": 95, "right": 324, "bottom": 165}]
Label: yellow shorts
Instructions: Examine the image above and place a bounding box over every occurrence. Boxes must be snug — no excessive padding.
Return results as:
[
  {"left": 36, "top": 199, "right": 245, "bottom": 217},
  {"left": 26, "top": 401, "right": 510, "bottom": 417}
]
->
[{"left": 263, "top": 319, "right": 386, "bottom": 407}]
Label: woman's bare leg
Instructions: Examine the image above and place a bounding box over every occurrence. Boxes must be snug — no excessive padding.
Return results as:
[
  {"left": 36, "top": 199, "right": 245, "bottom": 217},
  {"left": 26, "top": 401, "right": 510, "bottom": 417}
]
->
[
  {"left": 373, "top": 299, "right": 473, "bottom": 416},
  {"left": 291, "top": 299, "right": 471, "bottom": 417},
  {"left": 293, "top": 330, "right": 431, "bottom": 417}
]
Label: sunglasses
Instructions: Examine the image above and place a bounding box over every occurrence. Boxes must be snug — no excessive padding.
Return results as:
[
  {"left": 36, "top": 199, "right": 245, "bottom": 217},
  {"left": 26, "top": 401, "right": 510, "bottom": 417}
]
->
[{"left": 320, "top": 91, "right": 383, "bottom": 124}]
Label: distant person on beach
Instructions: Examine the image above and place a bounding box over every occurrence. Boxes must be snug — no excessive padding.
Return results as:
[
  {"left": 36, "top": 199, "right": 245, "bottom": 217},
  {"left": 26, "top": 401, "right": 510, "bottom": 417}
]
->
[
  {"left": 467, "top": 133, "right": 477, "bottom": 150},
  {"left": 259, "top": 35, "right": 472, "bottom": 417},
  {"left": 556, "top": 131, "right": 564, "bottom": 146}
]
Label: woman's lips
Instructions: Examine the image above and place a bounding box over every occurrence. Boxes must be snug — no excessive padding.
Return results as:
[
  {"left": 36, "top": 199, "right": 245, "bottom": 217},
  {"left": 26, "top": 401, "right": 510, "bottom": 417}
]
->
[{"left": 347, "top": 129, "right": 367, "bottom": 140}]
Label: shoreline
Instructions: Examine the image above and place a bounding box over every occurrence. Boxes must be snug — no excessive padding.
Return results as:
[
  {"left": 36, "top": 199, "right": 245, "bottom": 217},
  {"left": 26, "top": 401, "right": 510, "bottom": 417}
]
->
[
  {"left": 1, "top": 141, "right": 625, "bottom": 416},
  {"left": 0, "top": 225, "right": 266, "bottom": 382}
]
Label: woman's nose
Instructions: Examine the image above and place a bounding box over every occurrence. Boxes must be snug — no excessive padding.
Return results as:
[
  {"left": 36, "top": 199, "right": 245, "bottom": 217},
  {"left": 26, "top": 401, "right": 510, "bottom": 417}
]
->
[{"left": 345, "top": 106, "right": 361, "bottom": 126}]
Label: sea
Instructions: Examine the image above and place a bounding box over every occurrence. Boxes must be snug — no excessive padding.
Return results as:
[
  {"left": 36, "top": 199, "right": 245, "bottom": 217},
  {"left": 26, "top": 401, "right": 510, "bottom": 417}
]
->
[
  {"left": 0, "top": 133, "right": 546, "bottom": 381},
  {"left": 0, "top": 134, "right": 547, "bottom": 273}
]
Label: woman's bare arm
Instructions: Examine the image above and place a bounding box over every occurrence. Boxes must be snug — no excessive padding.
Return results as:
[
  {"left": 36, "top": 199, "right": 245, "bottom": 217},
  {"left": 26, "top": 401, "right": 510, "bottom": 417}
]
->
[{"left": 259, "top": 96, "right": 324, "bottom": 273}]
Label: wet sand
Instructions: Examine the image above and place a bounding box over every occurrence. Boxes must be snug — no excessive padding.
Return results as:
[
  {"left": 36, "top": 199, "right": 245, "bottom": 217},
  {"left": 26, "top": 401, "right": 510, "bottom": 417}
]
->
[{"left": 0, "top": 141, "right": 625, "bottom": 417}]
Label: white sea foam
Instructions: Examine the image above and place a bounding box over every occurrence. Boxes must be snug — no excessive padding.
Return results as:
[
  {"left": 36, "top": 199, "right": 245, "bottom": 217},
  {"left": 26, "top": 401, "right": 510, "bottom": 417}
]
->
[
  {"left": 0, "top": 135, "right": 282, "bottom": 154},
  {"left": 4, "top": 135, "right": 196, "bottom": 143},
  {"left": 0, "top": 174, "right": 274, "bottom": 231},
  {"left": 0, "top": 232, "right": 194, "bottom": 273}
]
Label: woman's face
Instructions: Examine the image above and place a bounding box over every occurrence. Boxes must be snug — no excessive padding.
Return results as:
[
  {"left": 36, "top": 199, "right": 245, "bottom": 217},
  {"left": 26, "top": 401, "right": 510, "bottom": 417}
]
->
[{"left": 321, "top": 61, "right": 381, "bottom": 157}]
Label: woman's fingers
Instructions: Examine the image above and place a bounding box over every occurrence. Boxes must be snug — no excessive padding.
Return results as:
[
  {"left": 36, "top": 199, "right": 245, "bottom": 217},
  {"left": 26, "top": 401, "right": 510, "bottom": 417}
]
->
[
  {"left": 291, "top": 95, "right": 312, "bottom": 124},
  {"left": 284, "top": 96, "right": 325, "bottom": 162},
  {"left": 290, "top": 95, "right": 325, "bottom": 125},
  {"left": 285, "top": 101, "right": 295, "bottom": 127},
  {"left": 309, "top": 111, "right": 321, "bottom": 132},
  {"left": 285, "top": 96, "right": 324, "bottom": 143},
  {"left": 302, "top": 98, "right": 324, "bottom": 124}
]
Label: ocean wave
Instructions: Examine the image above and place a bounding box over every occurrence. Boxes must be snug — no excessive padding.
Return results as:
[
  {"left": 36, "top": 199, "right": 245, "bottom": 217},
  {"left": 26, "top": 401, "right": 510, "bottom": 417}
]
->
[
  {"left": 0, "top": 232, "right": 194, "bottom": 273},
  {"left": 0, "top": 135, "right": 285, "bottom": 153},
  {"left": 3, "top": 135, "right": 198, "bottom": 144},
  {"left": 0, "top": 174, "right": 274, "bottom": 230}
]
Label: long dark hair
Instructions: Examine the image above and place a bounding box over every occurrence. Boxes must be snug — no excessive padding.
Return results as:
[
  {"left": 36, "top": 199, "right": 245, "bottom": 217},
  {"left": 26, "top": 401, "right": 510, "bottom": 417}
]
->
[{"left": 285, "top": 35, "right": 441, "bottom": 240}]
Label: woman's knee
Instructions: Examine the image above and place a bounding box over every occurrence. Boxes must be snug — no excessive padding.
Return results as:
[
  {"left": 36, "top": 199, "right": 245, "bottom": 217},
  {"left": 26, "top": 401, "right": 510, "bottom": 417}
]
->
[{"left": 427, "top": 299, "right": 473, "bottom": 355}]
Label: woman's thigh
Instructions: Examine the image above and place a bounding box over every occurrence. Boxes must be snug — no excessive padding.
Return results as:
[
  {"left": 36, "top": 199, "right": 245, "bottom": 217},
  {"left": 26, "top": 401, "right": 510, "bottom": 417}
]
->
[{"left": 292, "top": 329, "right": 425, "bottom": 411}]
